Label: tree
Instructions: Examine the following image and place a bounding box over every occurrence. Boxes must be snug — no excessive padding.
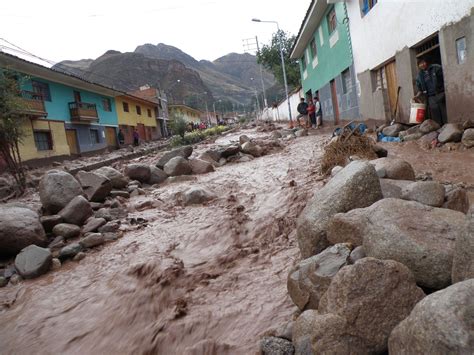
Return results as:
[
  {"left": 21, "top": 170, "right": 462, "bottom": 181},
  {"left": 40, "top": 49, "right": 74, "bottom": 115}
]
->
[
  {"left": 169, "top": 111, "right": 188, "bottom": 138},
  {"left": 257, "top": 30, "right": 300, "bottom": 88},
  {"left": 0, "top": 69, "right": 28, "bottom": 195}
]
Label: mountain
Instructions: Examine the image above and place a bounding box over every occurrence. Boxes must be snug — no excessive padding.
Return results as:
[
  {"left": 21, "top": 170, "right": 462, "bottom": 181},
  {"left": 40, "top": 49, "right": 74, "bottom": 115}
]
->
[{"left": 55, "top": 43, "right": 279, "bottom": 108}]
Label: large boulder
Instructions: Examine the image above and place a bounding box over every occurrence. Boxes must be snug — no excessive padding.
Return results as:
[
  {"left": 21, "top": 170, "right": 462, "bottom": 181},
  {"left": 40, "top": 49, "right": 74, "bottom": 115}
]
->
[
  {"left": 0, "top": 206, "right": 47, "bottom": 255},
  {"left": 39, "top": 170, "right": 84, "bottom": 214},
  {"left": 40, "top": 215, "right": 63, "bottom": 233},
  {"left": 199, "top": 150, "right": 221, "bottom": 163},
  {"left": 241, "top": 141, "right": 263, "bottom": 157},
  {"left": 401, "top": 181, "right": 445, "bottom": 207},
  {"left": 148, "top": 166, "right": 168, "bottom": 184},
  {"left": 379, "top": 178, "right": 413, "bottom": 199},
  {"left": 58, "top": 196, "right": 93, "bottom": 226},
  {"left": 443, "top": 187, "right": 470, "bottom": 214},
  {"left": 319, "top": 258, "right": 425, "bottom": 354},
  {"left": 287, "top": 244, "right": 351, "bottom": 311},
  {"left": 183, "top": 186, "right": 216, "bottom": 205},
  {"left": 80, "top": 233, "right": 106, "bottom": 248},
  {"left": 369, "top": 158, "right": 416, "bottom": 180},
  {"left": 239, "top": 135, "right": 251, "bottom": 145},
  {"left": 75, "top": 170, "right": 112, "bottom": 202},
  {"left": 452, "top": 208, "right": 474, "bottom": 283},
  {"left": 189, "top": 159, "right": 215, "bottom": 175},
  {"left": 52, "top": 223, "right": 81, "bottom": 239},
  {"left": 438, "top": 123, "right": 463, "bottom": 143},
  {"left": 219, "top": 145, "right": 240, "bottom": 158},
  {"left": 156, "top": 146, "right": 193, "bottom": 168},
  {"left": 334, "top": 198, "right": 466, "bottom": 289},
  {"left": 82, "top": 217, "right": 107, "bottom": 234},
  {"left": 382, "top": 123, "right": 405, "bottom": 137},
  {"left": 461, "top": 128, "right": 474, "bottom": 148},
  {"left": 297, "top": 161, "right": 383, "bottom": 258},
  {"left": 124, "top": 164, "right": 151, "bottom": 183},
  {"left": 388, "top": 279, "right": 474, "bottom": 354},
  {"left": 94, "top": 166, "right": 128, "bottom": 189},
  {"left": 14, "top": 245, "right": 52, "bottom": 279},
  {"left": 419, "top": 119, "right": 441, "bottom": 134},
  {"left": 164, "top": 156, "right": 193, "bottom": 176}
]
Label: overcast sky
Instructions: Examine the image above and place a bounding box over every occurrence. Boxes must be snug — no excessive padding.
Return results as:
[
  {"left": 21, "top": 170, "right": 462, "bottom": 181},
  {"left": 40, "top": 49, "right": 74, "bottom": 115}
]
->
[{"left": 0, "top": 0, "right": 308, "bottom": 66}]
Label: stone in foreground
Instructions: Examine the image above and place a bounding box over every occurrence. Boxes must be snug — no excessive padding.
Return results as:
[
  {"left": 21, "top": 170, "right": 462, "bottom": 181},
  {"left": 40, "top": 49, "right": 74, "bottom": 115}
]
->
[
  {"left": 15, "top": 245, "right": 52, "bottom": 279},
  {"left": 401, "top": 181, "right": 445, "bottom": 207},
  {"left": 75, "top": 170, "right": 112, "bottom": 202},
  {"left": 94, "top": 166, "right": 128, "bottom": 189},
  {"left": 39, "top": 170, "right": 84, "bottom": 213},
  {"left": 452, "top": 208, "right": 474, "bottom": 283},
  {"left": 156, "top": 146, "right": 193, "bottom": 168},
  {"left": 124, "top": 164, "right": 151, "bottom": 183},
  {"left": 52, "top": 223, "right": 81, "bottom": 239},
  {"left": 183, "top": 186, "right": 216, "bottom": 205},
  {"left": 164, "top": 157, "right": 193, "bottom": 176},
  {"left": 58, "top": 195, "right": 93, "bottom": 226}
]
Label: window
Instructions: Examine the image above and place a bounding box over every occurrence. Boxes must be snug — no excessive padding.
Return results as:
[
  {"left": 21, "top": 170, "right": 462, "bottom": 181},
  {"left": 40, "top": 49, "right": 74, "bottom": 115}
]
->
[
  {"left": 310, "top": 38, "right": 317, "bottom": 58},
  {"left": 90, "top": 129, "right": 100, "bottom": 144},
  {"left": 456, "top": 37, "right": 467, "bottom": 64},
  {"left": 136, "top": 105, "right": 142, "bottom": 115},
  {"left": 327, "top": 7, "right": 337, "bottom": 34},
  {"left": 102, "top": 98, "right": 111, "bottom": 112},
  {"left": 147, "top": 108, "right": 152, "bottom": 117},
  {"left": 361, "top": 0, "right": 378, "bottom": 16},
  {"left": 342, "top": 69, "right": 351, "bottom": 94},
  {"left": 73, "top": 90, "right": 81, "bottom": 102},
  {"left": 374, "top": 67, "right": 387, "bottom": 91},
  {"left": 123, "top": 102, "right": 129, "bottom": 112},
  {"left": 32, "top": 80, "right": 51, "bottom": 101},
  {"left": 301, "top": 54, "right": 307, "bottom": 71},
  {"left": 34, "top": 131, "right": 53, "bottom": 151}
]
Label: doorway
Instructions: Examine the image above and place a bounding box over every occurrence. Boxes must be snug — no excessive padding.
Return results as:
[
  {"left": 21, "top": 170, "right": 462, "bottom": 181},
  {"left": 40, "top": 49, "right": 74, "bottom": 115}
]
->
[
  {"left": 66, "top": 129, "right": 79, "bottom": 155},
  {"left": 73, "top": 91, "right": 81, "bottom": 102},
  {"left": 330, "top": 80, "right": 340, "bottom": 124},
  {"left": 105, "top": 127, "right": 118, "bottom": 149},
  {"left": 385, "top": 61, "right": 399, "bottom": 119}
]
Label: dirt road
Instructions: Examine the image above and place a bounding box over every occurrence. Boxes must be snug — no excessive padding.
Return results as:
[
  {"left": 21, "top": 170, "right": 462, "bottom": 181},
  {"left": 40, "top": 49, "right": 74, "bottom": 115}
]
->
[{"left": 0, "top": 128, "right": 326, "bottom": 354}]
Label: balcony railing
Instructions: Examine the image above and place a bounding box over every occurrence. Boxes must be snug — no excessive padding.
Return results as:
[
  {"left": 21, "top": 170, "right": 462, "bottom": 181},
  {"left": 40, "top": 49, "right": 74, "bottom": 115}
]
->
[
  {"left": 69, "top": 101, "right": 98, "bottom": 121},
  {"left": 18, "top": 90, "right": 47, "bottom": 116}
]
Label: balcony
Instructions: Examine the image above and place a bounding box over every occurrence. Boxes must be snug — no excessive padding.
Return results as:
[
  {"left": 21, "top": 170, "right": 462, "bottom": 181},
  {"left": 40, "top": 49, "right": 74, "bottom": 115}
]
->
[
  {"left": 69, "top": 102, "right": 98, "bottom": 122},
  {"left": 18, "top": 91, "right": 47, "bottom": 117}
]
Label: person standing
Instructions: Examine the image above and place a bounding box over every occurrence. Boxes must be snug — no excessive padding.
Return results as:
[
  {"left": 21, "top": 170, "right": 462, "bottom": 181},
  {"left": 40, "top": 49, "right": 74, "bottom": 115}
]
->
[
  {"left": 307, "top": 98, "right": 316, "bottom": 129},
  {"left": 296, "top": 97, "right": 308, "bottom": 127},
  {"left": 414, "top": 58, "right": 447, "bottom": 126},
  {"left": 133, "top": 129, "right": 140, "bottom": 146},
  {"left": 314, "top": 96, "right": 323, "bottom": 128},
  {"left": 117, "top": 129, "right": 125, "bottom": 146}
]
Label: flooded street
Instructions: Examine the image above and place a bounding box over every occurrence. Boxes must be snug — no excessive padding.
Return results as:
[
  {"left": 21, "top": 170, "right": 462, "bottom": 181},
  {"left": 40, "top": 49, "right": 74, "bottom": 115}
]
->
[{"left": 0, "top": 128, "right": 326, "bottom": 354}]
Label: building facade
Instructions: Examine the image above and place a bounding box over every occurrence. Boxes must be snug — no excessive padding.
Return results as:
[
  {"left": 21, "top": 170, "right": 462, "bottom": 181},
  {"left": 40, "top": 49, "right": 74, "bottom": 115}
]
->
[
  {"left": 169, "top": 104, "right": 202, "bottom": 123},
  {"left": 291, "top": 0, "right": 360, "bottom": 124},
  {"left": 345, "top": 0, "right": 474, "bottom": 123}
]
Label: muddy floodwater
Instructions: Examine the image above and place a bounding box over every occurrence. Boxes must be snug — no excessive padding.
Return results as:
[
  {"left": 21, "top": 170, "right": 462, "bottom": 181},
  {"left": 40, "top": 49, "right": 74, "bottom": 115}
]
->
[{"left": 0, "top": 127, "right": 472, "bottom": 354}]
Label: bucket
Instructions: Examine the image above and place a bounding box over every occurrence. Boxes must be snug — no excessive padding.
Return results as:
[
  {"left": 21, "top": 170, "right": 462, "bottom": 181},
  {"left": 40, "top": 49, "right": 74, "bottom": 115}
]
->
[{"left": 409, "top": 100, "right": 426, "bottom": 124}]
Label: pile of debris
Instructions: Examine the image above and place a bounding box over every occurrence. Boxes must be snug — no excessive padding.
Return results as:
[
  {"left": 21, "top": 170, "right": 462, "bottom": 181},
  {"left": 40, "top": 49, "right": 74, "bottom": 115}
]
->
[{"left": 261, "top": 155, "right": 473, "bottom": 354}]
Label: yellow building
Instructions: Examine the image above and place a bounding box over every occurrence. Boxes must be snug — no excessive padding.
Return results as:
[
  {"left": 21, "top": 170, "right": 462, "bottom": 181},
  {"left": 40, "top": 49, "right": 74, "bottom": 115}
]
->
[
  {"left": 169, "top": 104, "right": 202, "bottom": 124},
  {"left": 115, "top": 94, "right": 159, "bottom": 144}
]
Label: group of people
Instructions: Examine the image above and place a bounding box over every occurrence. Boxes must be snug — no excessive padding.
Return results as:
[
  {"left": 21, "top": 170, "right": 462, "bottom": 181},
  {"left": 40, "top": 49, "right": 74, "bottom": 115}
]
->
[
  {"left": 188, "top": 121, "right": 209, "bottom": 132},
  {"left": 296, "top": 95, "right": 323, "bottom": 129},
  {"left": 117, "top": 128, "right": 140, "bottom": 147}
]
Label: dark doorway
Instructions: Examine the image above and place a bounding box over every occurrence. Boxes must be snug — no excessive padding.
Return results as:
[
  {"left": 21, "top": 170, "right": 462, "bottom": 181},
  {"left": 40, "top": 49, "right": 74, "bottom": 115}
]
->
[{"left": 73, "top": 91, "right": 82, "bottom": 102}]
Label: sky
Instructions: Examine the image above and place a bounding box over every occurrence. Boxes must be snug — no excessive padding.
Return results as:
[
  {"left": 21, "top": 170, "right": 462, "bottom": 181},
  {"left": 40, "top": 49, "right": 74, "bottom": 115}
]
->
[{"left": 0, "top": 0, "right": 309, "bottom": 66}]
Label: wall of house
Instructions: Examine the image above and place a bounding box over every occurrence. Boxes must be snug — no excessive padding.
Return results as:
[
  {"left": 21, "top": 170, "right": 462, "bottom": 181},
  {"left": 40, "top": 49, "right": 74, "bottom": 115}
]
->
[
  {"left": 346, "top": 0, "right": 474, "bottom": 74},
  {"left": 439, "top": 14, "right": 474, "bottom": 123},
  {"left": 170, "top": 107, "right": 201, "bottom": 123},
  {"left": 22, "top": 78, "right": 118, "bottom": 125},
  {"left": 65, "top": 123, "right": 107, "bottom": 153},
  {"left": 115, "top": 96, "right": 157, "bottom": 130},
  {"left": 274, "top": 89, "right": 303, "bottom": 121},
  {"left": 18, "top": 119, "right": 70, "bottom": 162}
]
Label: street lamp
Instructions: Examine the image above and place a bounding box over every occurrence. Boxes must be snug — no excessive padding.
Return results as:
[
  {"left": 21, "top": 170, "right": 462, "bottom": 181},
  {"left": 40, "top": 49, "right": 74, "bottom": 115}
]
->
[
  {"left": 250, "top": 77, "right": 261, "bottom": 120},
  {"left": 252, "top": 18, "right": 293, "bottom": 125}
]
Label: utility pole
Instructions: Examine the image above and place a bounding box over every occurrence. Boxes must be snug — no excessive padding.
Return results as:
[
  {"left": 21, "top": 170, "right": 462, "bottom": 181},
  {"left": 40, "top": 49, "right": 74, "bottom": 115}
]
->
[
  {"left": 255, "top": 36, "right": 268, "bottom": 108},
  {"left": 243, "top": 36, "right": 267, "bottom": 109}
]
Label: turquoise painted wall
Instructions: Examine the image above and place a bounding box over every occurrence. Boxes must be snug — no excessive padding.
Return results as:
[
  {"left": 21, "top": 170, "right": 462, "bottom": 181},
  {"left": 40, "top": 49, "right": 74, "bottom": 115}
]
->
[
  {"left": 299, "top": 3, "right": 353, "bottom": 94},
  {"left": 22, "top": 78, "right": 118, "bottom": 126}
]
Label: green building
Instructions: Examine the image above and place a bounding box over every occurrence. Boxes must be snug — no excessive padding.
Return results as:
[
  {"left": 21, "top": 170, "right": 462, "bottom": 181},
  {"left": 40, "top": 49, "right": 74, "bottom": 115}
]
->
[{"left": 290, "top": 0, "right": 359, "bottom": 124}]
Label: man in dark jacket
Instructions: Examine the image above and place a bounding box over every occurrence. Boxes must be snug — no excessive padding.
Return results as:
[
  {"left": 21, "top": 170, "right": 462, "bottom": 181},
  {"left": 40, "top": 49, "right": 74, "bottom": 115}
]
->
[
  {"left": 296, "top": 97, "right": 308, "bottom": 127},
  {"left": 415, "top": 59, "right": 447, "bottom": 125}
]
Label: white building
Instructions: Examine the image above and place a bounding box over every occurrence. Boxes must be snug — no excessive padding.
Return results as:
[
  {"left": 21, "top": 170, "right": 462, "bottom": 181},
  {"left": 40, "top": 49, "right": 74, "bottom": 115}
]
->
[{"left": 262, "top": 87, "right": 303, "bottom": 121}]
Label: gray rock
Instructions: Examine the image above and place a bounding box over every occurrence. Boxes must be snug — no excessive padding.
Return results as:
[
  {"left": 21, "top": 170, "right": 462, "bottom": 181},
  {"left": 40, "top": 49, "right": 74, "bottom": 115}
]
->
[
  {"left": 124, "top": 164, "right": 151, "bottom": 183},
  {"left": 260, "top": 336, "right": 294, "bottom": 355},
  {"left": 59, "top": 243, "right": 83, "bottom": 259},
  {"left": 51, "top": 258, "right": 61, "bottom": 270},
  {"left": 82, "top": 217, "right": 107, "bottom": 234},
  {"left": 330, "top": 166, "right": 343, "bottom": 177},
  {"left": 382, "top": 123, "right": 405, "bottom": 137},
  {"left": 239, "top": 135, "right": 251, "bottom": 145},
  {"left": 452, "top": 208, "right": 474, "bottom": 283},
  {"left": 52, "top": 223, "right": 81, "bottom": 239},
  {"left": 80, "top": 233, "right": 105, "bottom": 248},
  {"left": 461, "top": 128, "right": 474, "bottom": 148},
  {"left": 319, "top": 258, "right": 425, "bottom": 354},
  {"left": 373, "top": 144, "right": 388, "bottom": 158},
  {"left": 183, "top": 186, "right": 216, "bottom": 205},
  {"left": 443, "top": 187, "right": 470, "bottom": 214},
  {"left": 148, "top": 166, "right": 168, "bottom": 184},
  {"left": 163, "top": 156, "right": 192, "bottom": 176},
  {"left": 156, "top": 146, "right": 193, "bottom": 168},
  {"left": 218, "top": 157, "right": 227, "bottom": 166},
  {"left": 389, "top": 279, "right": 474, "bottom": 354},
  {"left": 438, "top": 123, "right": 463, "bottom": 143},
  {"left": 0, "top": 276, "right": 7, "bottom": 287},
  {"left": 327, "top": 211, "right": 367, "bottom": 247},
  {"left": 379, "top": 178, "right": 413, "bottom": 199},
  {"left": 75, "top": 170, "right": 112, "bottom": 202},
  {"left": 370, "top": 157, "right": 416, "bottom": 180},
  {"left": 189, "top": 159, "right": 215, "bottom": 175},
  {"left": 349, "top": 246, "right": 366, "bottom": 264},
  {"left": 403, "top": 132, "right": 424, "bottom": 141},
  {"left": 94, "top": 166, "right": 128, "bottom": 189},
  {"left": 342, "top": 198, "right": 466, "bottom": 289},
  {"left": 287, "top": 244, "right": 351, "bottom": 310},
  {"left": 462, "top": 118, "right": 474, "bottom": 130},
  {"left": 48, "top": 236, "right": 65, "bottom": 250},
  {"left": 275, "top": 321, "right": 294, "bottom": 341},
  {"left": 90, "top": 202, "right": 103, "bottom": 210},
  {"left": 39, "top": 170, "right": 84, "bottom": 214},
  {"left": 9, "top": 274, "right": 21, "bottom": 285},
  {"left": 103, "top": 232, "right": 120, "bottom": 242},
  {"left": 418, "top": 131, "right": 439, "bottom": 148},
  {"left": 0, "top": 206, "right": 47, "bottom": 255},
  {"left": 401, "top": 181, "right": 445, "bottom": 207},
  {"left": 399, "top": 125, "right": 421, "bottom": 139},
  {"left": 220, "top": 145, "right": 240, "bottom": 158},
  {"left": 40, "top": 215, "right": 63, "bottom": 233},
  {"left": 199, "top": 149, "right": 221, "bottom": 163},
  {"left": 58, "top": 196, "right": 93, "bottom": 226},
  {"left": 297, "top": 161, "right": 383, "bottom": 258},
  {"left": 419, "top": 119, "right": 441, "bottom": 134},
  {"left": 14, "top": 245, "right": 52, "bottom": 279},
  {"left": 95, "top": 207, "right": 127, "bottom": 221},
  {"left": 98, "top": 221, "right": 120, "bottom": 233},
  {"left": 73, "top": 252, "right": 86, "bottom": 261},
  {"left": 295, "top": 129, "right": 308, "bottom": 137},
  {"left": 241, "top": 141, "right": 263, "bottom": 157},
  {"left": 110, "top": 190, "right": 130, "bottom": 199},
  {"left": 271, "top": 131, "right": 282, "bottom": 139}
]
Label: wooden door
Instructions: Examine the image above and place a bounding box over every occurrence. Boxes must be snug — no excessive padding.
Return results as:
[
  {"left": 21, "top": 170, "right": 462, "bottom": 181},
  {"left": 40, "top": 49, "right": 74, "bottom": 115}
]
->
[
  {"left": 105, "top": 127, "right": 117, "bottom": 148},
  {"left": 330, "top": 80, "right": 340, "bottom": 125},
  {"left": 385, "top": 61, "right": 399, "bottom": 118},
  {"left": 137, "top": 124, "right": 146, "bottom": 141},
  {"left": 66, "top": 129, "right": 79, "bottom": 155}
]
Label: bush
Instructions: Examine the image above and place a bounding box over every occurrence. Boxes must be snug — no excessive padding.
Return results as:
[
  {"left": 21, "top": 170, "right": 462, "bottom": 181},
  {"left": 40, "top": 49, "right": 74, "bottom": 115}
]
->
[
  {"left": 170, "top": 125, "right": 228, "bottom": 147},
  {"left": 169, "top": 115, "right": 187, "bottom": 138},
  {"left": 170, "top": 135, "right": 184, "bottom": 147}
]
